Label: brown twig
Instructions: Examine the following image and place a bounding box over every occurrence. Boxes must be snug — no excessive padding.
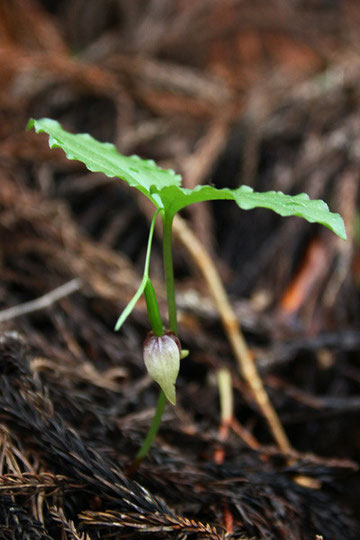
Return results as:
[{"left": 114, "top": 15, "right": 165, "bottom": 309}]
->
[
  {"left": 173, "top": 214, "right": 292, "bottom": 454},
  {"left": 50, "top": 506, "right": 91, "bottom": 540},
  {"left": 80, "top": 509, "right": 225, "bottom": 539},
  {"left": 0, "top": 278, "right": 82, "bottom": 323}
]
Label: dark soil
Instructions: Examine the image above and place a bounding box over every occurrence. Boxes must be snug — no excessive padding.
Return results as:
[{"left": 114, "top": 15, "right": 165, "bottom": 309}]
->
[{"left": 0, "top": 1, "right": 360, "bottom": 538}]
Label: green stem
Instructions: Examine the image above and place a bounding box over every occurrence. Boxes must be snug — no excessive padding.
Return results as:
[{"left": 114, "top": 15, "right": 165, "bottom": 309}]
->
[
  {"left": 136, "top": 277, "right": 165, "bottom": 462},
  {"left": 136, "top": 390, "right": 167, "bottom": 460},
  {"left": 144, "top": 209, "right": 160, "bottom": 277},
  {"left": 162, "top": 214, "right": 178, "bottom": 334},
  {"left": 134, "top": 212, "right": 178, "bottom": 466},
  {"left": 115, "top": 208, "right": 160, "bottom": 332},
  {"left": 144, "top": 279, "right": 163, "bottom": 337}
]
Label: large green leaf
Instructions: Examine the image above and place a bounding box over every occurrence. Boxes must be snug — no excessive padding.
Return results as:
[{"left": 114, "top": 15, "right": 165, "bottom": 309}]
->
[
  {"left": 27, "top": 118, "right": 181, "bottom": 204},
  {"left": 27, "top": 118, "right": 346, "bottom": 239},
  {"left": 158, "top": 185, "right": 347, "bottom": 239}
]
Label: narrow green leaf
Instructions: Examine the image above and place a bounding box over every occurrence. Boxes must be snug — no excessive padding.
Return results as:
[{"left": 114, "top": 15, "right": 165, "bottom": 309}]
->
[
  {"left": 114, "top": 209, "right": 160, "bottom": 331},
  {"left": 27, "top": 118, "right": 181, "bottom": 204},
  {"left": 158, "top": 185, "right": 347, "bottom": 240},
  {"left": 114, "top": 276, "right": 147, "bottom": 331}
]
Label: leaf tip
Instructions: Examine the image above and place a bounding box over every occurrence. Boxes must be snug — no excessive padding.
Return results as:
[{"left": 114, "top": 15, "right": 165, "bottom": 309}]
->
[
  {"left": 114, "top": 318, "right": 123, "bottom": 332},
  {"left": 329, "top": 213, "right": 347, "bottom": 240},
  {"left": 26, "top": 118, "right": 35, "bottom": 131},
  {"left": 338, "top": 221, "right": 347, "bottom": 240}
]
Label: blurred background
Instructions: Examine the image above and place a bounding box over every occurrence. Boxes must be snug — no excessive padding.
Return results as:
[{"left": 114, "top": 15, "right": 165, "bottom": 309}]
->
[{"left": 1, "top": 1, "right": 360, "bottom": 538}]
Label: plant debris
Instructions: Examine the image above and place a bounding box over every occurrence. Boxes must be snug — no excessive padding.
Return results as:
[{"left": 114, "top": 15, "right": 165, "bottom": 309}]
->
[{"left": 1, "top": 1, "right": 360, "bottom": 538}]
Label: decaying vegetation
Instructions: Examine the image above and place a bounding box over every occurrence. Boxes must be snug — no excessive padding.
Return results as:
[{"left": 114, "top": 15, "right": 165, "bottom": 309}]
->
[{"left": 1, "top": 1, "right": 360, "bottom": 538}]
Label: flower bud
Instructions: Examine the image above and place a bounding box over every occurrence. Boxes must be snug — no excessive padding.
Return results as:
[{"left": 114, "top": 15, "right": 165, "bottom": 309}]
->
[{"left": 143, "top": 331, "right": 181, "bottom": 405}]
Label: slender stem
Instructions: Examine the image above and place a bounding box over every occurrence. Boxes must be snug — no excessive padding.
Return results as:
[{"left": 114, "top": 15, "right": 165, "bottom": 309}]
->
[
  {"left": 136, "top": 390, "right": 166, "bottom": 460},
  {"left": 144, "top": 209, "right": 160, "bottom": 277},
  {"left": 162, "top": 215, "right": 178, "bottom": 334},
  {"left": 133, "top": 212, "right": 178, "bottom": 466},
  {"left": 136, "top": 279, "right": 164, "bottom": 462},
  {"left": 115, "top": 208, "right": 160, "bottom": 332},
  {"left": 144, "top": 279, "right": 163, "bottom": 337}
]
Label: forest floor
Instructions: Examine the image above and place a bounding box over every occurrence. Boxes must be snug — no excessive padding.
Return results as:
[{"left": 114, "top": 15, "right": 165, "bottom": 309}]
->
[{"left": 0, "top": 1, "right": 360, "bottom": 538}]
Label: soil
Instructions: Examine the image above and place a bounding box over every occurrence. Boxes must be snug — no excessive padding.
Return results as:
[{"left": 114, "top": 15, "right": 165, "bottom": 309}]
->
[{"left": 0, "top": 1, "right": 360, "bottom": 538}]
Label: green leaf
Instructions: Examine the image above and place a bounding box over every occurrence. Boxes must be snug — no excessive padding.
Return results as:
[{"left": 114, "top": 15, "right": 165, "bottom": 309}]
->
[
  {"left": 27, "top": 118, "right": 346, "bottom": 240},
  {"left": 27, "top": 118, "right": 181, "bottom": 205},
  {"left": 158, "top": 185, "right": 347, "bottom": 239},
  {"left": 114, "top": 276, "right": 147, "bottom": 332},
  {"left": 114, "top": 209, "right": 160, "bottom": 332}
]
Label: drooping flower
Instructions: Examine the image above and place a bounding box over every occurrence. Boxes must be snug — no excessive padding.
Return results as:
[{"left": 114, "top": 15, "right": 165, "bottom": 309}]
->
[{"left": 143, "top": 331, "right": 181, "bottom": 405}]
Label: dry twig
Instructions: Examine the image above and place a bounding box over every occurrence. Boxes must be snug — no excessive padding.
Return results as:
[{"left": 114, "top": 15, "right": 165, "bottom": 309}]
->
[
  {"left": 0, "top": 279, "right": 82, "bottom": 323},
  {"left": 173, "top": 214, "right": 292, "bottom": 454}
]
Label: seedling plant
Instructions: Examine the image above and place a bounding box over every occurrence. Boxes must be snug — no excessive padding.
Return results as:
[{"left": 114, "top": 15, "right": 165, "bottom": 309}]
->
[{"left": 27, "top": 118, "right": 346, "bottom": 462}]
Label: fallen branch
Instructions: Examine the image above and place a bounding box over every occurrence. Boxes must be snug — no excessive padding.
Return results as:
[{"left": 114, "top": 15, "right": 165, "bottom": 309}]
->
[{"left": 0, "top": 278, "right": 81, "bottom": 323}]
